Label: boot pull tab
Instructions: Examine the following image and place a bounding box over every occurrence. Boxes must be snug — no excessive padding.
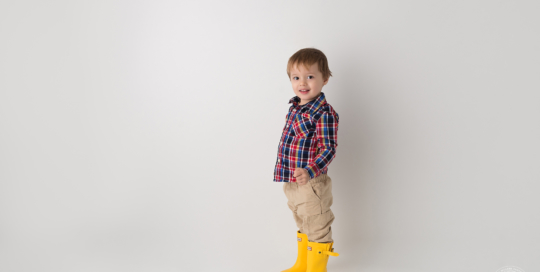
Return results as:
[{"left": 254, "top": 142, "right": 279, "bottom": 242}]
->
[{"left": 324, "top": 249, "right": 339, "bottom": 257}]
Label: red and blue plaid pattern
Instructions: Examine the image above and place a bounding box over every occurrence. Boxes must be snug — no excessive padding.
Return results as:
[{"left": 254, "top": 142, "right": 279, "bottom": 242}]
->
[{"left": 273, "top": 92, "right": 339, "bottom": 182}]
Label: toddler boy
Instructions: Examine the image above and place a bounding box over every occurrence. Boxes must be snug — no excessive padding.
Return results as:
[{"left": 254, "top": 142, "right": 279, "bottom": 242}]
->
[{"left": 273, "top": 48, "right": 340, "bottom": 272}]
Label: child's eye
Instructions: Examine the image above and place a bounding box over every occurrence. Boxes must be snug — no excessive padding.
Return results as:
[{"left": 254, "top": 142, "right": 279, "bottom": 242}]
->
[{"left": 292, "top": 76, "right": 314, "bottom": 80}]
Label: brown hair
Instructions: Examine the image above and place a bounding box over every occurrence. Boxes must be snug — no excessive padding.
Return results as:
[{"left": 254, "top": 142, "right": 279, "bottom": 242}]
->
[{"left": 287, "top": 48, "right": 333, "bottom": 82}]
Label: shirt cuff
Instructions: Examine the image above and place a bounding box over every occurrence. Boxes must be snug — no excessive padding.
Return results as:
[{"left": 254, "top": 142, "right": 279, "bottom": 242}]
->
[{"left": 303, "top": 163, "right": 321, "bottom": 179}]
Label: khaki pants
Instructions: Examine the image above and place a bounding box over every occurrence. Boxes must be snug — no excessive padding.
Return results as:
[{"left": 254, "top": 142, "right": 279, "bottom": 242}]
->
[{"left": 283, "top": 173, "right": 335, "bottom": 243}]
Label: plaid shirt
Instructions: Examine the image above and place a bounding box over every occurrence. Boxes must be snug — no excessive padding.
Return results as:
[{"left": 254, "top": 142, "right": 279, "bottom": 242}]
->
[{"left": 273, "top": 92, "right": 339, "bottom": 182}]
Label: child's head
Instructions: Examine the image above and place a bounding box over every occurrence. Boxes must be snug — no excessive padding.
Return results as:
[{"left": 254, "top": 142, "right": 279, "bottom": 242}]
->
[
  {"left": 287, "top": 48, "right": 333, "bottom": 105},
  {"left": 287, "top": 48, "right": 332, "bottom": 82}
]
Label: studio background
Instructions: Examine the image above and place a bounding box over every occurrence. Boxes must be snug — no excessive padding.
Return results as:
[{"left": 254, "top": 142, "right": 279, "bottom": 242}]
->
[{"left": 1, "top": 1, "right": 539, "bottom": 272}]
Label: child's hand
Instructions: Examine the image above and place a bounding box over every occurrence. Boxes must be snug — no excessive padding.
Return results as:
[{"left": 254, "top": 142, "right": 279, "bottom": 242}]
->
[{"left": 293, "top": 168, "right": 310, "bottom": 185}]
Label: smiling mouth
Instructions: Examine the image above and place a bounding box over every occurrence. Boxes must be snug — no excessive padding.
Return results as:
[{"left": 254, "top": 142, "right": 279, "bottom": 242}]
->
[{"left": 299, "top": 89, "right": 310, "bottom": 94}]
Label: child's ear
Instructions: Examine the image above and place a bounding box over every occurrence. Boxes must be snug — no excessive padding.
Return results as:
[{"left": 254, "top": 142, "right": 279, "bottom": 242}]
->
[{"left": 323, "top": 77, "right": 329, "bottom": 85}]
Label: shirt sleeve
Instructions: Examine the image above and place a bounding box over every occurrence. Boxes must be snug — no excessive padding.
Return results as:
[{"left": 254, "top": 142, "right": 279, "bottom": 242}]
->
[{"left": 303, "top": 110, "right": 339, "bottom": 179}]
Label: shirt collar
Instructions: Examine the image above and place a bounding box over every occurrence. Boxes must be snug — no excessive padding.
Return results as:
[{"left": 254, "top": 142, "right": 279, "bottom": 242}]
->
[{"left": 288, "top": 92, "right": 327, "bottom": 114}]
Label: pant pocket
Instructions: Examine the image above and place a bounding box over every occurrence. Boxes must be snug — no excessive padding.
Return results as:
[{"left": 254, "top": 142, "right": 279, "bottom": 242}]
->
[
  {"left": 297, "top": 183, "right": 322, "bottom": 216},
  {"left": 307, "top": 180, "right": 321, "bottom": 200},
  {"left": 312, "top": 177, "right": 333, "bottom": 212}
]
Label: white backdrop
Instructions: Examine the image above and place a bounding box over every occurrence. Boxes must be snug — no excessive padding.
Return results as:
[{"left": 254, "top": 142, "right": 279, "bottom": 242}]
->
[{"left": 1, "top": 1, "right": 539, "bottom": 272}]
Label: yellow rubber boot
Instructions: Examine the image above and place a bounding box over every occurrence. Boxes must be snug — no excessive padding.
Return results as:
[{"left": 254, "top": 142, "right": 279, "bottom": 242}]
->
[
  {"left": 306, "top": 241, "right": 339, "bottom": 272},
  {"left": 281, "top": 231, "right": 308, "bottom": 272}
]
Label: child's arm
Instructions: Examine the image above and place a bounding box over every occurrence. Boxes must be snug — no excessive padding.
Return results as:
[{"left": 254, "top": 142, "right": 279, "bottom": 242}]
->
[{"left": 303, "top": 110, "right": 339, "bottom": 179}]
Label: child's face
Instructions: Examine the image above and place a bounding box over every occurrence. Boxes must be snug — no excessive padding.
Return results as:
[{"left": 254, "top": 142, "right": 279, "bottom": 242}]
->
[{"left": 289, "top": 62, "right": 328, "bottom": 105}]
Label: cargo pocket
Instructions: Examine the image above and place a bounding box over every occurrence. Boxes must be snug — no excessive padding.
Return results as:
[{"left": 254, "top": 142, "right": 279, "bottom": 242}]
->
[{"left": 304, "top": 209, "right": 335, "bottom": 242}]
